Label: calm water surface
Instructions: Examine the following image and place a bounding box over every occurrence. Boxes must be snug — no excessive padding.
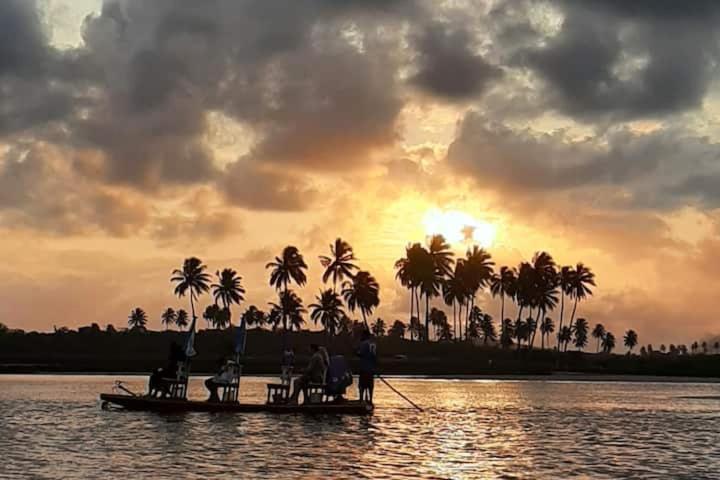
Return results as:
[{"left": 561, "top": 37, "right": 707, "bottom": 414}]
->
[{"left": 1, "top": 375, "right": 720, "bottom": 479}]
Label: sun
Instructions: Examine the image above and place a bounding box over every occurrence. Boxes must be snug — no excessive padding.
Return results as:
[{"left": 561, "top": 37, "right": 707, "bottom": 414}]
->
[{"left": 422, "top": 209, "right": 497, "bottom": 248}]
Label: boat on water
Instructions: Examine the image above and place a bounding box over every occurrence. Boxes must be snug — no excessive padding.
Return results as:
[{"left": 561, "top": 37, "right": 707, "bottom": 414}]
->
[
  {"left": 100, "top": 392, "right": 373, "bottom": 415},
  {"left": 100, "top": 314, "right": 373, "bottom": 415}
]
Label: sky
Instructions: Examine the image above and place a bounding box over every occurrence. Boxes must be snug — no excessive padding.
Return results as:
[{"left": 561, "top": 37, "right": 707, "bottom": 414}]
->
[{"left": 2, "top": 0, "right": 720, "bottom": 346}]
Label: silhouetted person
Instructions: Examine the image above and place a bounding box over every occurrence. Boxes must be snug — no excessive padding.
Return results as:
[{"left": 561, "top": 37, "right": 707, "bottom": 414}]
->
[
  {"left": 289, "top": 344, "right": 327, "bottom": 404},
  {"left": 356, "top": 330, "right": 377, "bottom": 403},
  {"left": 204, "top": 358, "right": 236, "bottom": 402},
  {"left": 281, "top": 346, "right": 295, "bottom": 386},
  {"left": 148, "top": 341, "right": 186, "bottom": 397}
]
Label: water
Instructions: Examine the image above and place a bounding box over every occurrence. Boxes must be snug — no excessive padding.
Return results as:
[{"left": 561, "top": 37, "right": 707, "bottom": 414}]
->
[{"left": 1, "top": 375, "right": 720, "bottom": 479}]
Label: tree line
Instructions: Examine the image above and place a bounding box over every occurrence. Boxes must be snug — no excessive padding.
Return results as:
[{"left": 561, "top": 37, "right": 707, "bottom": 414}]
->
[{"left": 122, "top": 235, "right": 646, "bottom": 354}]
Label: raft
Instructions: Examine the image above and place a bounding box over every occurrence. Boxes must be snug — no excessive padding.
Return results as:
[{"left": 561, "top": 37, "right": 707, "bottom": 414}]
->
[{"left": 99, "top": 393, "right": 374, "bottom": 415}]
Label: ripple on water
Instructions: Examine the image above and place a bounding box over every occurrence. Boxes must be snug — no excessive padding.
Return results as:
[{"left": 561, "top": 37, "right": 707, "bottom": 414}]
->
[{"left": 1, "top": 375, "right": 720, "bottom": 479}]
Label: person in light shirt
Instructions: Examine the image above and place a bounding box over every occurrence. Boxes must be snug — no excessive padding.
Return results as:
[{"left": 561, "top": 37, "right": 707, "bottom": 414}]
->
[{"left": 204, "top": 358, "right": 237, "bottom": 402}]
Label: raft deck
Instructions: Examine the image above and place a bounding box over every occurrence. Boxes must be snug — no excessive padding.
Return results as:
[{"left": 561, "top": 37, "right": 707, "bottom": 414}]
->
[{"left": 100, "top": 393, "right": 374, "bottom": 415}]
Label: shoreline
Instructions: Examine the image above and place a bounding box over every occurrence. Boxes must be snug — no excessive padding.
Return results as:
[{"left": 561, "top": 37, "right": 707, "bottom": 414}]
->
[{"left": 2, "top": 371, "right": 719, "bottom": 383}]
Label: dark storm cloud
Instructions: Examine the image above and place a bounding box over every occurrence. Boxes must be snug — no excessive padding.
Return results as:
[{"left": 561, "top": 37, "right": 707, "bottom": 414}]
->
[
  {"left": 514, "top": 0, "right": 720, "bottom": 120},
  {"left": 0, "top": 0, "right": 91, "bottom": 136},
  {"left": 410, "top": 23, "right": 502, "bottom": 101},
  {"left": 447, "top": 112, "right": 720, "bottom": 209},
  {"left": 67, "top": 0, "right": 413, "bottom": 194}
]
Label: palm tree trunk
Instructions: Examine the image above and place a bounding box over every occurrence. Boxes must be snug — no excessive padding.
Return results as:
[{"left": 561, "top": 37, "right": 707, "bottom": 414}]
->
[
  {"left": 557, "top": 293, "right": 565, "bottom": 352},
  {"left": 541, "top": 332, "right": 545, "bottom": 350},
  {"left": 569, "top": 296, "right": 578, "bottom": 328},
  {"left": 425, "top": 294, "right": 430, "bottom": 343},
  {"left": 500, "top": 293, "right": 505, "bottom": 339},
  {"left": 190, "top": 291, "right": 196, "bottom": 321},
  {"left": 409, "top": 286, "right": 415, "bottom": 340},
  {"left": 529, "top": 308, "right": 542, "bottom": 350},
  {"left": 453, "top": 302, "right": 457, "bottom": 343}
]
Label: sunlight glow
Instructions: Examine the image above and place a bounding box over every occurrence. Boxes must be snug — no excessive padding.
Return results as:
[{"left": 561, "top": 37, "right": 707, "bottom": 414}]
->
[{"left": 422, "top": 209, "right": 497, "bottom": 248}]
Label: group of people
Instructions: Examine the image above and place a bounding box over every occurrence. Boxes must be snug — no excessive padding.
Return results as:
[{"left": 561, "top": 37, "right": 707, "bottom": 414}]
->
[
  {"left": 287, "top": 329, "right": 377, "bottom": 404},
  {"left": 147, "top": 330, "right": 378, "bottom": 404}
]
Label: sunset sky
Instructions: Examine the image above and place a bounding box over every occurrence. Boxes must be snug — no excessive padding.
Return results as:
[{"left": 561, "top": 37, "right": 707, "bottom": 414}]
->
[{"left": 2, "top": 0, "right": 720, "bottom": 346}]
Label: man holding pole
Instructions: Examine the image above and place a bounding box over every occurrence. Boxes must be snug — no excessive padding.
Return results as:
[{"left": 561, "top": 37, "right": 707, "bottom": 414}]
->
[{"left": 356, "top": 330, "right": 377, "bottom": 404}]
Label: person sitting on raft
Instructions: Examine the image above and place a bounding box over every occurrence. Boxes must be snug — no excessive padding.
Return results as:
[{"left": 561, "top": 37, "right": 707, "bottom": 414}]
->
[
  {"left": 148, "top": 341, "right": 186, "bottom": 398},
  {"left": 204, "top": 358, "right": 237, "bottom": 402},
  {"left": 289, "top": 344, "right": 328, "bottom": 404}
]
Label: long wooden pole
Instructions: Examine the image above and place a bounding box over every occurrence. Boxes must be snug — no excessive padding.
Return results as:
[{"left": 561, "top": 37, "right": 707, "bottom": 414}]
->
[{"left": 378, "top": 376, "right": 423, "bottom": 412}]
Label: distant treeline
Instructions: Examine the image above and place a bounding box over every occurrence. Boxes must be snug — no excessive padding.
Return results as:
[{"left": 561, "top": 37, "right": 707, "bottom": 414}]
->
[{"left": 1, "top": 326, "right": 719, "bottom": 378}]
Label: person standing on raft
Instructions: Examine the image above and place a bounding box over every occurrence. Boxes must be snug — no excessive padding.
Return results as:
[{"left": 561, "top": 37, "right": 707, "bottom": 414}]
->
[{"left": 356, "top": 330, "right": 377, "bottom": 403}]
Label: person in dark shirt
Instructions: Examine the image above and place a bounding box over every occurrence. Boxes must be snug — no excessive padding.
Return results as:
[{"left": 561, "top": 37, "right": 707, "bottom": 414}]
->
[
  {"left": 148, "top": 341, "right": 187, "bottom": 397},
  {"left": 356, "top": 330, "right": 377, "bottom": 403}
]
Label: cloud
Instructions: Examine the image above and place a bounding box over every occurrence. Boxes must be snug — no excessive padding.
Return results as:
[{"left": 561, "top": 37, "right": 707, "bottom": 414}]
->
[
  {"left": 514, "top": 0, "right": 720, "bottom": 120},
  {"left": 410, "top": 22, "right": 502, "bottom": 101},
  {"left": 220, "top": 159, "right": 317, "bottom": 211},
  {"left": 447, "top": 112, "right": 720, "bottom": 210}
]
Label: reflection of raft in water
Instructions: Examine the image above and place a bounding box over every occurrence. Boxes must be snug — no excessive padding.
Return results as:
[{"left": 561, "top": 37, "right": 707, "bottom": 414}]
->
[{"left": 100, "top": 393, "right": 374, "bottom": 415}]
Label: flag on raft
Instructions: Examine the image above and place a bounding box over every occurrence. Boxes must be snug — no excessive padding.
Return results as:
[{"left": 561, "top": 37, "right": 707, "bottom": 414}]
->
[
  {"left": 234, "top": 315, "right": 247, "bottom": 356},
  {"left": 184, "top": 316, "right": 197, "bottom": 357}
]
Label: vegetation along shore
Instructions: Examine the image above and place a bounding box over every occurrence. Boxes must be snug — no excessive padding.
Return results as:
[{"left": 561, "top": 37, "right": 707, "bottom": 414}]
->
[{"left": 2, "top": 235, "right": 717, "bottom": 378}]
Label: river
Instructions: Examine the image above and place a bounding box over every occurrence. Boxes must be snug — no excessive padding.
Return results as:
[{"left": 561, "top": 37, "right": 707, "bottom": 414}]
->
[{"left": 1, "top": 375, "right": 719, "bottom": 479}]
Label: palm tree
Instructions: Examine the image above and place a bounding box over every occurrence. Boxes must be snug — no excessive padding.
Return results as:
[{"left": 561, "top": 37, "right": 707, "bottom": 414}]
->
[
  {"left": 556, "top": 265, "right": 574, "bottom": 350},
  {"left": 267, "top": 246, "right": 308, "bottom": 331},
  {"left": 490, "top": 266, "right": 516, "bottom": 342},
  {"left": 422, "top": 235, "right": 453, "bottom": 340},
  {"left": 438, "top": 320, "right": 453, "bottom": 341},
  {"left": 463, "top": 245, "right": 494, "bottom": 338},
  {"left": 267, "top": 246, "right": 308, "bottom": 293},
  {"left": 171, "top": 257, "right": 211, "bottom": 321},
  {"left": 526, "top": 316, "right": 537, "bottom": 350},
  {"left": 501, "top": 318, "right": 514, "bottom": 348},
  {"left": 691, "top": 341, "right": 699, "bottom": 354},
  {"left": 309, "top": 289, "right": 345, "bottom": 336},
  {"left": 267, "top": 307, "right": 283, "bottom": 332},
  {"left": 540, "top": 317, "right": 554, "bottom": 350},
  {"left": 592, "top": 323, "right": 606, "bottom": 353},
  {"left": 568, "top": 263, "right": 595, "bottom": 329},
  {"left": 215, "top": 307, "right": 231, "bottom": 329},
  {"left": 241, "top": 306, "right": 266, "bottom": 329},
  {"left": 160, "top": 308, "right": 176, "bottom": 330},
  {"left": 128, "top": 307, "right": 148, "bottom": 330},
  {"left": 269, "top": 290, "right": 306, "bottom": 332},
  {"left": 212, "top": 268, "right": 245, "bottom": 322},
  {"left": 175, "top": 309, "right": 189, "bottom": 329},
  {"left": 395, "top": 243, "right": 425, "bottom": 335},
  {"left": 702, "top": 341, "right": 708, "bottom": 354},
  {"left": 319, "top": 238, "right": 358, "bottom": 292},
  {"left": 602, "top": 332, "right": 616, "bottom": 353},
  {"left": 409, "top": 316, "right": 422, "bottom": 341},
  {"left": 443, "top": 262, "right": 468, "bottom": 342},
  {"left": 429, "top": 308, "right": 448, "bottom": 340},
  {"left": 371, "top": 318, "right": 386, "bottom": 337},
  {"left": 479, "top": 312, "right": 497, "bottom": 345},
  {"left": 573, "top": 318, "right": 589, "bottom": 351},
  {"left": 203, "top": 304, "right": 220, "bottom": 329},
  {"left": 558, "top": 326, "right": 572, "bottom": 352},
  {"left": 660, "top": 344, "right": 667, "bottom": 353},
  {"left": 513, "top": 318, "right": 529, "bottom": 351},
  {"left": 624, "top": 329, "right": 638, "bottom": 353},
  {"left": 388, "top": 320, "right": 406, "bottom": 339},
  {"left": 342, "top": 270, "right": 380, "bottom": 328}
]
